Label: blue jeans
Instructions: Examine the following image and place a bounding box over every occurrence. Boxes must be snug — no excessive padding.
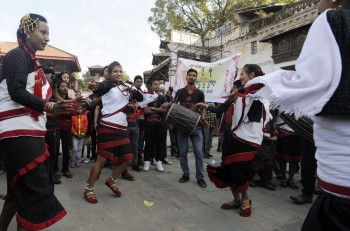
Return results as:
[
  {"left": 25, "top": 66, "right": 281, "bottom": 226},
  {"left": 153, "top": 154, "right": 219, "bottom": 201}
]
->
[
  {"left": 128, "top": 126, "right": 139, "bottom": 166},
  {"left": 177, "top": 127, "right": 204, "bottom": 180},
  {"left": 72, "top": 136, "right": 84, "bottom": 159}
]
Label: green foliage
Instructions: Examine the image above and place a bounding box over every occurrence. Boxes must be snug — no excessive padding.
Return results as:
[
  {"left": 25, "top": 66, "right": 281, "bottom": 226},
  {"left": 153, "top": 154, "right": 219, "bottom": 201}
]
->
[
  {"left": 121, "top": 72, "right": 130, "bottom": 83},
  {"left": 81, "top": 71, "right": 131, "bottom": 90},
  {"left": 81, "top": 71, "right": 94, "bottom": 91},
  {"left": 148, "top": 0, "right": 298, "bottom": 44}
]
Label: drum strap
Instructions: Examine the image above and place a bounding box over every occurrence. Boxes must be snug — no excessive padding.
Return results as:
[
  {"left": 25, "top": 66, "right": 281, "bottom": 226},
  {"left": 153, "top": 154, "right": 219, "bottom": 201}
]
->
[{"left": 102, "top": 106, "right": 126, "bottom": 119}]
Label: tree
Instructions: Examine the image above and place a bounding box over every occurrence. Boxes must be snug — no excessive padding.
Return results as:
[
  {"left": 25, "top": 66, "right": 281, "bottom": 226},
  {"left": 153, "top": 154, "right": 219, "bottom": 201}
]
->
[
  {"left": 81, "top": 71, "right": 94, "bottom": 91},
  {"left": 81, "top": 71, "right": 131, "bottom": 90},
  {"left": 148, "top": 0, "right": 297, "bottom": 46}
]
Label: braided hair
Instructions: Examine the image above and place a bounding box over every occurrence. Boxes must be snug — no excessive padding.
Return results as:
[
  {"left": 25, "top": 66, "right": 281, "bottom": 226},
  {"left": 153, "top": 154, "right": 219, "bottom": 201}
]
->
[
  {"left": 243, "top": 64, "right": 265, "bottom": 78},
  {"left": 16, "top": 14, "right": 47, "bottom": 71}
]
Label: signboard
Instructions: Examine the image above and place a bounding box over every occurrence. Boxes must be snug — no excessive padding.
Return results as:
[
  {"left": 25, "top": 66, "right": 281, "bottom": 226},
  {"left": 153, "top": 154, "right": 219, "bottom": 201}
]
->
[{"left": 173, "top": 54, "right": 241, "bottom": 103}]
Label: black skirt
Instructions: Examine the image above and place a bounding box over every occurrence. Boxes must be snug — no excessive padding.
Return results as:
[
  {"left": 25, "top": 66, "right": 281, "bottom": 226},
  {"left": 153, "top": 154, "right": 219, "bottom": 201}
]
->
[
  {"left": 96, "top": 125, "right": 133, "bottom": 164},
  {"left": 302, "top": 192, "right": 350, "bottom": 231},
  {"left": 207, "top": 134, "right": 258, "bottom": 192},
  {"left": 0, "top": 137, "right": 66, "bottom": 230},
  {"left": 276, "top": 134, "right": 301, "bottom": 162}
]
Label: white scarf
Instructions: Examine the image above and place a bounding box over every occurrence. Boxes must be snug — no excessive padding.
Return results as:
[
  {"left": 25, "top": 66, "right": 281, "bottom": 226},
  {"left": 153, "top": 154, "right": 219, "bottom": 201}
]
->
[{"left": 246, "top": 10, "right": 342, "bottom": 119}]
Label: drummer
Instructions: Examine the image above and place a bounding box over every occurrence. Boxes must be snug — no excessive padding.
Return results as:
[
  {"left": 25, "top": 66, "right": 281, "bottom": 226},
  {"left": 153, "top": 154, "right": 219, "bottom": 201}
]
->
[{"left": 173, "top": 69, "right": 207, "bottom": 188}]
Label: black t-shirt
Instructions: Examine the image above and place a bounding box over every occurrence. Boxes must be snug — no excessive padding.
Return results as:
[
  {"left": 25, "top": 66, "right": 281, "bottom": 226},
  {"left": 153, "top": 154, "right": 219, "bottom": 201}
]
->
[
  {"left": 144, "top": 94, "right": 167, "bottom": 126},
  {"left": 174, "top": 87, "right": 205, "bottom": 113}
]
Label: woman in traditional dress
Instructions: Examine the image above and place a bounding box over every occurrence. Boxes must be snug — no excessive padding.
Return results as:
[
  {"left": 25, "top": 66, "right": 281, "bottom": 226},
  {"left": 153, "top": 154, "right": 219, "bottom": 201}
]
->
[
  {"left": 0, "top": 14, "right": 72, "bottom": 230},
  {"left": 84, "top": 61, "right": 143, "bottom": 204},
  {"left": 201, "top": 64, "right": 266, "bottom": 217}
]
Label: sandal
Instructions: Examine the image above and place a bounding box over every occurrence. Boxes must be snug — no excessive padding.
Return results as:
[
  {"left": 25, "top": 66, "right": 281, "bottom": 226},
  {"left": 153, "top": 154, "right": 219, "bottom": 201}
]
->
[
  {"left": 63, "top": 171, "right": 73, "bottom": 178},
  {"left": 221, "top": 200, "right": 242, "bottom": 210},
  {"left": 240, "top": 199, "right": 252, "bottom": 217},
  {"left": 105, "top": 176, "right": 122, "bottom": 197},
  {"left": 287, "top": 181, "right": 299, "bottom": 190},
  {"left": 84, "top": 185, "right": 98, "bottom": 204},
  {"left": 279, "top": 179, "right": 287, "bottom": 188}
]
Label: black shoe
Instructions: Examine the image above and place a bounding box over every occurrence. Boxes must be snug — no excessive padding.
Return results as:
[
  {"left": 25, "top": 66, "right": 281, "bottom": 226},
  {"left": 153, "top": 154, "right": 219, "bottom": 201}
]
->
[
  {"left": 204, "top": 155, "right": 210, "bottom": 159},
  {"left": 179, "top": 176, "right": 189, "bottom": 183},
  {"left": 132, "top": 165, "right": 142, "bottom": 172},
  {"left": 197, "top": 179, "right": 207, "bottom": 188},
  {"left": 122, "top": 170, "right": 135, "bottom": 181},
  {"left": 290, "top": 194, "right": 313, "bottom": 204},
  {"left": 162, "top": 158, "right": 172, "bottom": 165},
  {"left": 207, "top": 154, "right": 213, "bottom": 158},
  {"left": 53, "top": 178, "right": 61, "bottom": 184}
]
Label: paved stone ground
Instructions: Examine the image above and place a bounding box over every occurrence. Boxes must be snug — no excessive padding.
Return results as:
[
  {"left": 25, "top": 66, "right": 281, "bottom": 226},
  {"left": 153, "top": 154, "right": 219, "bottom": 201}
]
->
[{"left": 0, "top": 136, "right": 313, "bottom": 231}]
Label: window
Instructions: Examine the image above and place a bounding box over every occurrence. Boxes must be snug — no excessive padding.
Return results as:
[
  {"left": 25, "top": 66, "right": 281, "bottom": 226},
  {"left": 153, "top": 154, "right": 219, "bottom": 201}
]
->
[{"left": 251, "top": 41, "right": 257, "bottom": 55}]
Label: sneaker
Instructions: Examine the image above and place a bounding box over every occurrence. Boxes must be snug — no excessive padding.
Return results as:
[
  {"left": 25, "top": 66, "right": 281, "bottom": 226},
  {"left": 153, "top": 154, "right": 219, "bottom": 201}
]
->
[
  {"left": 179, "top": 176, "right": 189, "bottom": 183},
  {"left": 156, "top": 161, "right": 164, "bottom": 172},
  {"left": 70, "top": 162, "right": 75, "bottom": 168},
  {"left": 162, "top": 158, "right": 172, "bottom": 165},
  {"left": 143, "top": 161, "right": 151, "bottom": 171},
  {"left": 75, "top": 162, "right": 81, "bottom": 168},
  {"left": 83, "top": 158, "right": 91, "bottom": 164},
  {"left": 197, "top": 179, "right": 207, "bottom": 188},
  {"left": 122, "top": 170, "right": 135, "bottom": 181}
]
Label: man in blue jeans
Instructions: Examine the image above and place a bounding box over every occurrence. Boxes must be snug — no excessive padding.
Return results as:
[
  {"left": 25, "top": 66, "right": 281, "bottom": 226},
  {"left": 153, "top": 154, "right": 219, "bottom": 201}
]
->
[{"left": 174, "top": 69, "right": 207, "bottom": 188}]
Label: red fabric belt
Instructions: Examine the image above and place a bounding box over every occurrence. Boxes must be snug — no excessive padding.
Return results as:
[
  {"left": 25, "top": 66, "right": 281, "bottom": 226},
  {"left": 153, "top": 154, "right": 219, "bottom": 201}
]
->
[
  {"left": 318, "top": 178, "right": 350, "bottom": 197},
  {"left": 223, "top": 151, "right": 256, "bottom": 165}
]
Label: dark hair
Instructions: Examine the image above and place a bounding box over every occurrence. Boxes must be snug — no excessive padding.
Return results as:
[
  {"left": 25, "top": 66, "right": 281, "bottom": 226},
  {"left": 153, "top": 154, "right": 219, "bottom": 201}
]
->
[
  {"left": 151, "top": 78, "right": 160, "bottom": 85},
  {"left": 233, "top": 79, "right": 242, "bottom": 88},
  {"left": 134, "top": 75, "right": 143, "bottom": 82},
  {"left": 126, "top": 80, "right": 133, "bottom": 85},
  {"left": 243, "top": 64, "right": 265, "bottom": 78},
  {"left": 58, "top": 80, "right": 68, "bottom": 87},
  {"left": 187, "top": 68, "right": 197, "bottom": 76},
  {"left": 169, "top": 86, "right": 173, "bottom": 93},
  {"left": 43, "top": 67, "right": 55, "bottom": 75},
  {"left": 17, "top": 14, "right": 47, "bottom": 43},
  {"left": 108, "top": 61, "right": 122, "bottom": 74},
  {"left": 59, "top": 71, "right": 70, "bottom": 83},
  {"left": 16, "top": 14, "right": 47, "bottom": 71}
]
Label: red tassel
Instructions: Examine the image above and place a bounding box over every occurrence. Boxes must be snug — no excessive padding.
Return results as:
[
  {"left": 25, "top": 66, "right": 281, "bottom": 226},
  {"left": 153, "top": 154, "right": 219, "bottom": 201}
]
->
[{"left": 31, "top": 69, "right": 45, "bottom": 121}]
